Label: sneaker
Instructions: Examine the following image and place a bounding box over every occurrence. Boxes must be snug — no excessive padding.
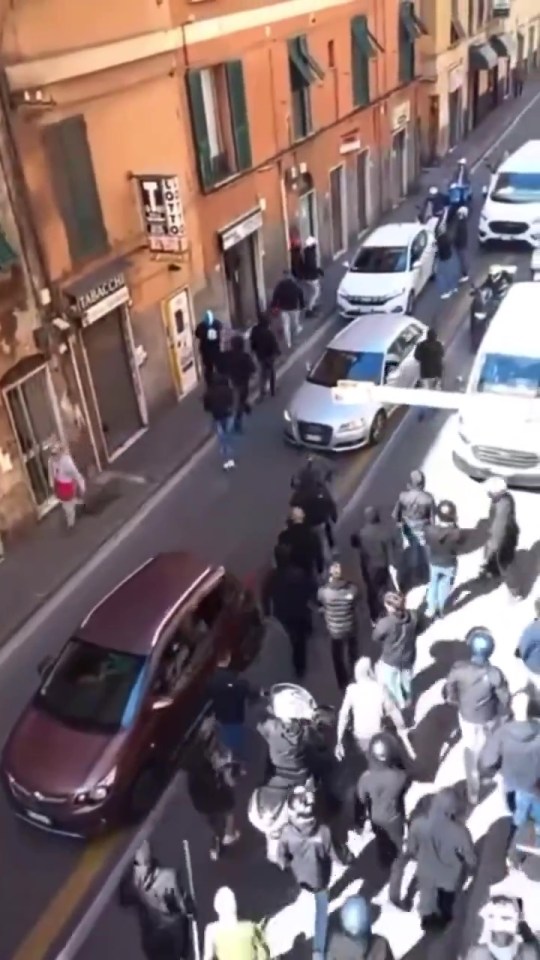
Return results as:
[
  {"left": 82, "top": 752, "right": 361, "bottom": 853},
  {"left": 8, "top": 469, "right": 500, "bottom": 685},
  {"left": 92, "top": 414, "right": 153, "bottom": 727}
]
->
[
  {"left": 440, "top": 291, "right": 451, "bottom": 299},
  {"left": 209, "top": 844, "right": 221, "bottom": 860},
  {"left": 223, "top": 830, "right": 240, "bottom": 846},
  {"left": 459, "top": 274, "right": 469, "bottom": 283}
]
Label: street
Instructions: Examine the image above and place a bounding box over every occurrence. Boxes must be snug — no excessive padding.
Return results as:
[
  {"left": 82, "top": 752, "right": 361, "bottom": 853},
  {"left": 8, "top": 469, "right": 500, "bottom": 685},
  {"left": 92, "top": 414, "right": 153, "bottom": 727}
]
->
[{"left": 1, "top": 95, "right": 540, "bottom": 960}]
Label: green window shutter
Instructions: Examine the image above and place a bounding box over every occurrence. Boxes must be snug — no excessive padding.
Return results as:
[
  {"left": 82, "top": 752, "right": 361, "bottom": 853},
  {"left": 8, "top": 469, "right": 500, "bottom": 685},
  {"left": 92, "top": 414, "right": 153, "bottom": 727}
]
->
[
  {"left": 351, "top": 17, "right": 371, "bottom": 107},
  {"left": 297, "top": 35, "right": 325, "bottom": 80},
  {"left": 186, "top": 70, "right": 212, "bottom": 189},
  {"left": 43, "top": 116, "right": 108, "bottom": 263},
  {"left": 288, "top": 37, "right": 312, "bottom": 89},
  {"left": 225, "top": 60, "right": 252, "bottom": 172}
]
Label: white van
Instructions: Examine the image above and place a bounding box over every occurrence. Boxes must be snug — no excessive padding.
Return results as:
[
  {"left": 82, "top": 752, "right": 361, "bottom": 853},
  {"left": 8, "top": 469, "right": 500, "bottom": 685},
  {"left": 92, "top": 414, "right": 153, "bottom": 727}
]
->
[
  {"left": 479, "top": 140, "right": 540, "bottom": 248},
  {"left": 453, "top": 282, "right": 540, "bottom": 487}
]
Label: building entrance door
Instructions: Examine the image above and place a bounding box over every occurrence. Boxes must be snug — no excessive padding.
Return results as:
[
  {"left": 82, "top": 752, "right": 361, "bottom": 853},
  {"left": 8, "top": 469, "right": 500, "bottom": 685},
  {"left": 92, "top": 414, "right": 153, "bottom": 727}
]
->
[
  {"left": 165, "top": 289, "right": 198, "bottom": 397},
  {"left": 223, "top": 234, "right": 261, "bottom": 330},
  {"left": 329, "top": 164, "right": 346, "bottom": 255},
  {"left": 356, "top": 150, "right": 369, "bottom": 233},
  {"left": 4, "top": 365, "right": 61, "bottom": 512},
  {"left": 392, "top": 129, "right": 407, "bottom": 201}
]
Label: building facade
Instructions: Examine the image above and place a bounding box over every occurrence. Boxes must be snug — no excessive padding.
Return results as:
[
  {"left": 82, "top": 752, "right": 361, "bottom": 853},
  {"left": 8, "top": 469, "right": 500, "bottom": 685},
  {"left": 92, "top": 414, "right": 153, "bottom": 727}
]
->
[
  {"left": 0, "top": 0, "right": 424, "bottom": 536},
  {"left": 417, "top": 0, "right": 540, "bottom": 163}
]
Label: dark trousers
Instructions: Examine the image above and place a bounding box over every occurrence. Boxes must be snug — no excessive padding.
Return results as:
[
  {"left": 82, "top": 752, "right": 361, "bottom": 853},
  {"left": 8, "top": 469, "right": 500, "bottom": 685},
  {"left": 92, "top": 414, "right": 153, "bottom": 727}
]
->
[
  {"left": 373, "top": 817, "right": 404, "bottom": 869},
  {"left": 258, "top": 359, "right": 276, "bottom": 398},
  {"left": 232, "top": 383, "right": 250, "bottom": 432},
  {"left": 331, "top": 634, "right": 358, "bottom": 691},
  {"left": 201, "top": 351, "right": 220, "bottom": 385},
  {"left": 365, "top": 568, "right": 391, "bottom": 622},
  {"left": 418, "top": 884, "right": 456, "bottom": 926},
  {"left": 281, "top": 616, "right": 312, "bottom": 678}
]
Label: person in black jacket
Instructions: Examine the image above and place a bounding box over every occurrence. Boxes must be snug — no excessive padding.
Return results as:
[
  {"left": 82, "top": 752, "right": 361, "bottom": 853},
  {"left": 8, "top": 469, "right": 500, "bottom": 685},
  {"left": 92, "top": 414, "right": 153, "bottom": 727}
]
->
[
  {"left": 290, "top": 470, "right": 337, "bottom": 551},
  {"left": 435, "top": 225, "right": 458, "bottom": 300},
  {"left": 261, "top": 544, "right": 313, "bottom": 678},
  {"left": 351, "top": 506, "right": 399, "bottom": 621},
  {"left": 356, "top": 733, "right": 410, "bottom": 869},
  {"left": 195, "top": 310, "right": 222, "bottom": 385},
  {"left": 452, "top": 205, "right": 470, "bottom": 282},
  {"left": 414, "top": 329, "right": 444, "bottom": 422},
  {"left": 424, "top": 499, "right": 464, "bottom": 620},
  {"left": 271, "top": 269, "right": 304, "bottom": 349},
  {"left": 480, "top": 476, "right": 521, "bottom": 597},
  {"left": 392, "top": 470, "right": 435, "bottom": 585},
  {"left": 277, "top": 506, "right": 324, "bottom": 586},
  {"left": 202, "top": 373, "right": 236, "bottom": 470},
  {"left": 373, "top": 592, "right": 418, "bottom": 711},
  {"left": 185, "top": 718, "right": 239, "bottom": 861},
  {"left": 303, "top": 236, "right": 323, "bottom": 317},
  {"left": 249, "top": 314, "right": 280, "bottom": 400},
  {"left": 221, "top": 334, "right": 255, "bottom": 433}
]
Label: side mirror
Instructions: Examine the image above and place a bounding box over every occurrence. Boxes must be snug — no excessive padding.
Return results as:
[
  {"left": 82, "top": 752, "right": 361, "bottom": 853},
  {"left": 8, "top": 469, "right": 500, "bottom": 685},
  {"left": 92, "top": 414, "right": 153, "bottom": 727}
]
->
[
  {"left": 481, "top": 186, "right": 488, "bottom": 198},
  {"left": 151, "top": 696, "right": 174, "bottom": 711},
  {"left": 38, "top": 656, "right": 53, "bottom": 678}
]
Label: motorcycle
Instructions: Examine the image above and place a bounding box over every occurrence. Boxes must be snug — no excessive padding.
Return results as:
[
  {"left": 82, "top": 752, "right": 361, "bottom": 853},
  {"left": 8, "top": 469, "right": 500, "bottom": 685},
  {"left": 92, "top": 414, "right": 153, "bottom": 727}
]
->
[
  {"left": 469, "top": 266, "right": 516, "bottom": 352},
  {"left": 248, "top": 684, "right": 338, "bottom": 863}
]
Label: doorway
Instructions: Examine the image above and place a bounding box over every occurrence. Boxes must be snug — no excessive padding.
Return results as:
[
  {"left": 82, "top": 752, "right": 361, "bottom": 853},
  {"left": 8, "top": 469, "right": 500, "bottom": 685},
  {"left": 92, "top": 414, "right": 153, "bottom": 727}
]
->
[
  {"left": 298, "top": 189, "right": 318, "bottom": 244},
  {"left": 329, "top": 164, "right": 346, "bottom": 256},
  {"left": 427, "top": 95, "right": 439, "bottom": 164},
  {"left": 448, "top": 89, "right": 462, "bottom": 149},
  {"left": 165, "top": 289, "right": 198, "bottom": 397},
  {"left": 356, "top": 150, "right": 369, "bottom": 233},
  {"left": 3, "top": 365, "right": 62, "bottom": 512},
  {"left": 391, "top": 129, "right": 407, "bottom": 201},
  {"left": 223, "top": 234, "right": 262, "bottom": 330},
  {"left": 83, "top": 307, "right": 145, "bottom": 459}
]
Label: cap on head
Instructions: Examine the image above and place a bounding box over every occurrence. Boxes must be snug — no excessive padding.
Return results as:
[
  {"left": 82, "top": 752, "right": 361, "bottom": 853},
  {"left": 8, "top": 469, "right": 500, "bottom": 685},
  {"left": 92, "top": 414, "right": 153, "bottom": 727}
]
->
[
  {"left": 466, "top": 626, "right": 495, "bottom": 662},
  {"left": 457, "top": 206, "right": 468, "bottom": 218},
  {"left": 437, "top": 499, "right": 457, "bottom": 523},
  {"left": 340, "top": 896, "right": 371, "bottom": 937},
  {"left": 214, "top": 886, "right": 237, "bottom": 919},
  {"left": 409, "top": 469, "right": 425, "bottom": 490},
  {"left": 484, "top": 476, "right": 507, "bottom": 498},
  {"left": 428, "top": 186, "right": 438, "bottom": 196}
]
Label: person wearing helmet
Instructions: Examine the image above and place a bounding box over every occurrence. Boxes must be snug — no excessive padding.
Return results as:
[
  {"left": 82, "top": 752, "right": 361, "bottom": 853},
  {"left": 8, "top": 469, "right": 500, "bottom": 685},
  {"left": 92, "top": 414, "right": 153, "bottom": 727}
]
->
[
  {"left": 398, "top": 787, "right": 476, "bottom": 929},
  {"left": 392, "top": 469, "right": 435, "bottom": 585},
  {"left": 443, "top": 627, "right": 510, "bottom": 805},
  {"left": 335, "top": 658, "right": 405, "bottom": 762},
  {"left": 485, "top": 264, "right": 510, "bottom": 299},
  {"left": 356, "top": 732, "right": 410, "bottom": 868},
  {"left": 195, "top": 309, "right": 223, "bottom": 385},
  {"left": 481, "top": 477, "right": 520, "bottom": 596},
  {"left": 425, "top": 185, "right": 447, "bottom": 220},
  {"left": 373, "top": 592, "right": 419, "bottom": 711},
  {"left": 327, "top": 895, "right": 395, "bottom": 960},
  {"left": 302, "top": 235, "right": 323, "bottom": 316},
  {"left": 424, "top": 499, "right": 464, "bottom": 621},
  {"left": 451, "top": 205, "right": 470, "bottom": 281},
  {"left": 480, "top": 692, "right": 540, "bottom": 850},
  {"left": 119, "top": 840, "right": 196, "bottom": 960},
  {"left": 465, "top": 894, "right": 540, "bottom": 960}
]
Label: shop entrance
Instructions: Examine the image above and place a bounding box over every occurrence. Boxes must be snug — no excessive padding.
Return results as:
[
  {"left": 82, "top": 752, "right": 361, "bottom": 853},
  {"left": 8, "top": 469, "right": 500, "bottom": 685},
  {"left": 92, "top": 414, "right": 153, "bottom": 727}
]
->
[
  {"left": 356, "top": 150, "right": 369, "bottom": 233},
  {"left": 223, "top": 233, "right": 262, "bottom": 330},
  {"left": 3, "top": 362, "right": 62, "bottom": 512},
  {"left": 448, "top": 88, "right": 462, "bottom": 149},
  {"left": 298, "top": 188, "right": 318, "bottom": 244},
  {"left": 329, "top": 164, "right": 346, "bottom": 256},
  {"left": 391, "top": 128, "right": 407, "bottom": 202},
  {"left": 83, "top": 307, "right": 145, "bottom": 459}
]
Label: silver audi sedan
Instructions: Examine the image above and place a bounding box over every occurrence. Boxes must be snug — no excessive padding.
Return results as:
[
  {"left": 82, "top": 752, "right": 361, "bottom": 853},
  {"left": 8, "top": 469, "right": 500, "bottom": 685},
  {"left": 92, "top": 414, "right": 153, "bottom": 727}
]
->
[{"left": 283, "top": 313, "right": 428, "bottom": 452}]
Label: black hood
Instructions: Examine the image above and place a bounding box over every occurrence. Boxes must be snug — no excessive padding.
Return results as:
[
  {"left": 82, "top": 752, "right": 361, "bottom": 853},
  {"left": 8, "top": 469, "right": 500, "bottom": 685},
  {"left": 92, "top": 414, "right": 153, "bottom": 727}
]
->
[
  {"left": 230, "top": 334, "right": 245, "bottom": 353},
  {"left": 429, "top": 789, "right": 458, "bottom": 822}
]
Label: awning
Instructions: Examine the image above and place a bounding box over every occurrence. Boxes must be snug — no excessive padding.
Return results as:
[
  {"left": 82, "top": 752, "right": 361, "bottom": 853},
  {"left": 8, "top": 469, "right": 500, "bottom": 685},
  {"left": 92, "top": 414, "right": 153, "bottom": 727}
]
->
[
  {"left": 351, "top": 17, "right": 384, "bottom": 57},
  {"left": 469, "top": 41, "right": 498, "bottom": 71},
  {"left": 399, "top": 2, "right": 428, "bottom": 43},
  {"left": 288, "top": 36, "right": 325, "bottom": 88},
  {"left": 0, "top": 230, "right": 17, "bottom": 270},
  {"left": 490, "top": 32, "right": 516, "bottom": 58}
]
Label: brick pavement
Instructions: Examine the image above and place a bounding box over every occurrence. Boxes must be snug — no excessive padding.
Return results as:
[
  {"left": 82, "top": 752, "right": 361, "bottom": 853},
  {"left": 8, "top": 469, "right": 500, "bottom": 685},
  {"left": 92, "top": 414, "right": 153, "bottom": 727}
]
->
[{"left": 0, "top": 78, "right": 538, "bottom": 646}]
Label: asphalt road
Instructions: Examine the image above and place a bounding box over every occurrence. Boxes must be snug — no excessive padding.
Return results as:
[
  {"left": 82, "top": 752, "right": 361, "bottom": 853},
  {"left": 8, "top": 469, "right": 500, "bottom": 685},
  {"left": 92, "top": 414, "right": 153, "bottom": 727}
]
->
[{"left": 1, "top": 99, "right": 539, "bottom": 960}]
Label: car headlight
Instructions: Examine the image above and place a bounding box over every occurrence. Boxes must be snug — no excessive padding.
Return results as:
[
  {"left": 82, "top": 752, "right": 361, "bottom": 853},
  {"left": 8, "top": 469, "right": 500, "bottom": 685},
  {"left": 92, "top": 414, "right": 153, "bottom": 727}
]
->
[
  {"left": 74, "top": 768, "right": 117, "bottom": 805},
  {"left": 338, "top": 419, "right": 365, "bottom": 433},
  {"left": 284, "top": 410, "right": 292, "bottom": 423},
  {"left": 337, "top": 290, "right": 349, "bottom": 303},
  {"left": 389, "top": 288, "right": 406, "bottom": 299}
]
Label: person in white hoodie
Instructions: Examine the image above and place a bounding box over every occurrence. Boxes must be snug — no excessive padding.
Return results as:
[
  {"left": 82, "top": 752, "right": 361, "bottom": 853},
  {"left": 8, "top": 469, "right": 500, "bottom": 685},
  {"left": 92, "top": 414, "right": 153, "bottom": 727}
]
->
[
  {"left": 48, "top": 440, "right": 85, "bottom": 528},
  {"left": 335, "top": 657, "right": 405, "bottom": 761},
  {"left": 203, "top": 886, "right": 269, "bottom": 960}
]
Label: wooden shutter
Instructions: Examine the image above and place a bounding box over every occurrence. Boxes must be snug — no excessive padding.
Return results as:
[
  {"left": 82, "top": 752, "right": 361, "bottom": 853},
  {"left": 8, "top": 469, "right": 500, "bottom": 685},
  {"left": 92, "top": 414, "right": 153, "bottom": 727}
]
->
[
  {"left": 42, "top": 116, "right": 108, "bottom": 264},
  {"left": 186, "top": 70, "right": 212, "bottom": 189},
  {"left": 225, "top": 60, "right": 252, "bottom": 172},
  {"left": 351, "top": 17, "right": 371, "bottom": 108}
]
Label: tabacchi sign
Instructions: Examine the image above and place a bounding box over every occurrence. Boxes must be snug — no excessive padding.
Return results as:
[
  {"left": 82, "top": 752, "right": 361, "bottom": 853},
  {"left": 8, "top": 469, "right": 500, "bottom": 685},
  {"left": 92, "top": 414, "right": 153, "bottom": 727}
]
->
[{"left": 135, "top": 175, "right": 186, "bottom": 253}]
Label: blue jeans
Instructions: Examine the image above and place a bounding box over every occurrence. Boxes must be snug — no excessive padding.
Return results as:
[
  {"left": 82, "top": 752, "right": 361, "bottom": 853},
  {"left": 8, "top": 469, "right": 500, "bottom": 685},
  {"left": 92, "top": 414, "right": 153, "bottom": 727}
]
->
[
  {"left": 378, "top": 661, "right": 413, "bottom": 709},
  {"left": 219, "top": 722, "right": 245, "bottom": 761},
  {"left": 312, "top": 889, "right": 329, "bottom": 956},
  {"left": 436, "top": 256, "right": 457, "bottom": 295},
  {"left": 455, "top": 247, "right": 469, "bottom": 277},
  {"left": 426, "top": 563, "right": 456, "bottom": 617},
  {"left": 402, "top": 523, "right": 428, "bottom": 581},
  {"left": 512, "top": 789, "right": 540, "bottom": 837},
  {"left": 215, "top": 417, "right": 234, "bottom": 462}
]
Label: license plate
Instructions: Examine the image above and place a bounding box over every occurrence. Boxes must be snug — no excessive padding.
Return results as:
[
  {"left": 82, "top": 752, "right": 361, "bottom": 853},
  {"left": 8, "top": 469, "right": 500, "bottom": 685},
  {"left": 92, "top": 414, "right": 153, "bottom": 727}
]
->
[
  {"left": 25, "top": 810, "right": 51, "bottom": 826},
  {"left": 305, "top": 433, "right": 323, "bottom": 442}
]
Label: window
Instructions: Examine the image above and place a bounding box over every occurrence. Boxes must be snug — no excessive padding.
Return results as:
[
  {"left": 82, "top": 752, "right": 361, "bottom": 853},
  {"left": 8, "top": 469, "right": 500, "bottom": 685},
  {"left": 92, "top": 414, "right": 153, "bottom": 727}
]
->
[
  {"left": 410, "top": 231, "right": 427, "bottom": 263},
  {"left": 288, "top": 35, "right": 325, "bottom": 141},
  {"left": 491, "top": 171, "right": 540, "bottom": 203},
  {"left": 476, "top": 353, "right": 540, "bottom": 397},
  {"left": 36, "top": 638, "right": 147, "bottom": 733},
  {"left": 308, "top": 348, "right": 384, "bottom": 387},
  {"left": 42, "top": 116, "right": 108, "bottom": 264},
  {"left": 398, "top": 2, "right": 428, "bottom": 83},
  {"left": 468, "top": 0, "right": 474, "bottom": 35},
  {"left": 477, "top": 0, "right": 485, "bottom": 29},
  {"left": 450, "top": 0, "right": 467, "bottom": 44},
  {"left": 186, "top": 61, "right": 252, "bottom": 191},
  {"left": 350, "top": 245, "right": 408, "bottom": 273},
  {"left": 350, "top": 16, "right": 382, "bottom": 108}
]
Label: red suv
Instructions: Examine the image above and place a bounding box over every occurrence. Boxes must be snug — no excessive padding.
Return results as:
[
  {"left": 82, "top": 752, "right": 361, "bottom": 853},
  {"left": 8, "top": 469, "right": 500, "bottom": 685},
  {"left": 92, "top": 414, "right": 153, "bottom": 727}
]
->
[{"left": 1, "top": 552, "right": 263, "bottom": 837}]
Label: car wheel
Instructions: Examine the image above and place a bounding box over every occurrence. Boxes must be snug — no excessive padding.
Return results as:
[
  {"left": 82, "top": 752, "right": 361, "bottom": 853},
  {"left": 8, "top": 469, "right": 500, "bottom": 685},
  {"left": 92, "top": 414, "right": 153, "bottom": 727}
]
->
[
  {"left": 368, "top": 410, "right": 386, "bottom": 446},
  {"left": 128, "top": 766, "right": 162, "bottom": 822},
  {"left": 406, "top": 292, "right": 415, "bottom": 315}
]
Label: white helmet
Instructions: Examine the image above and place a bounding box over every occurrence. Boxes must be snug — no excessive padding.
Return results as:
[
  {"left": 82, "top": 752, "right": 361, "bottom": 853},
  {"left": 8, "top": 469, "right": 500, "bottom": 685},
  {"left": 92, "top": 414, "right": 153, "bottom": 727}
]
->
[
  {"left": 457, "top": 206, "right": 468, "bottom": 218},
  {"left": 484, "top": 476, "right": 507, "bottom": 497},
  {"left": 428, "top": 186, "right": 438, "bottom": 196},
  {"left": 270, "top": 683, "right": 317, "bottom": 722}
]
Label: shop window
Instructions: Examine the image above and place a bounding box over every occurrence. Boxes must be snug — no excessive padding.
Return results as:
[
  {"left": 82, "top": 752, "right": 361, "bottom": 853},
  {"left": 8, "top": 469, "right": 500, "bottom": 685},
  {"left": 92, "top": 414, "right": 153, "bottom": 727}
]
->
[
  {"left": 398, "top": 3, "right": 428, "bottom": 84},
  {"left": 42, "top": 116, "right": 108, "bottom": 264},
  {"left": 350, "top": 16, "right": 383, "bottom": 108},
  {"left": 450, "top": 0, "right": 467, "bottom": 44},
  {"left": 186, "top": 61, "right": 252, "bottom": 191},
  {"left": 287, "top": 35, "right": 325, "bottom": 141}
]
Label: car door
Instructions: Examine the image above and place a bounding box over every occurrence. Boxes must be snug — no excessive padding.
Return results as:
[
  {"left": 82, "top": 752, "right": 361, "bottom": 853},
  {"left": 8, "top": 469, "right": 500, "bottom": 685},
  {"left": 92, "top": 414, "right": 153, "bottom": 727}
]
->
[
  {"left": 383, "top": 324, "right": 424, "bottom": 391},
  {"left": 410, "top": 230, "right": 429, "bottom": 293}
]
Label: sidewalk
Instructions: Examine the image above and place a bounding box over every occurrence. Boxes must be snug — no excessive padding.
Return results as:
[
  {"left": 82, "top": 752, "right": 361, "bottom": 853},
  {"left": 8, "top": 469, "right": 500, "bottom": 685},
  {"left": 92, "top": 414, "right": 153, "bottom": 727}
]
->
[{"left": 1, "top": 78, "right": 539, "bottom": 647}]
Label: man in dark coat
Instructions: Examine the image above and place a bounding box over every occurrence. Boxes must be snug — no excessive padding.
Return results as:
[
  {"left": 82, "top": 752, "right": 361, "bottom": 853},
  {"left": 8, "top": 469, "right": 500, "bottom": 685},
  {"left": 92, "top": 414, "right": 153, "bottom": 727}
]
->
[
  {"left": 277, "top": 506, "right": 324, "bottom": 585},
  {"left": 451, "top": 205, "right": 470, "bottom": 281},
  {"left": 373, "top": 592, "right": 418, "bottom": 711},
  {"left": 249, "top": 314, "right": 280, "bottom": 400},
  {"left": 195, "top": 309, "right": 222, "bottom": 384},
  {"left": 271, "top": 269, "right": 304, "bottom": 349},
  {"left": 221, "top": 334, "right": 255, "bottom": 433},
  {"left": 414, "top": 328, "right": 445, "bottom": 422},
  {"left": 480, "top": 476, "right": 520, "bottom": 596},
  {"left": 351, "top": 506, "right": 399, "bottom": 621},
  {"left": 290, "top": 470, "right": 337, "bottom": 551},
  {"left": 261, "top": 544, "right": 313, "bottom": 678},
  {"left": 392, "top": 469, "right": 435, "bottom": 585},
  {"left": 303, "top": 236, "right": 323, "bottom": 316},
  {"left": 202, "top": 373, "right": 236, "bottom": 470}
]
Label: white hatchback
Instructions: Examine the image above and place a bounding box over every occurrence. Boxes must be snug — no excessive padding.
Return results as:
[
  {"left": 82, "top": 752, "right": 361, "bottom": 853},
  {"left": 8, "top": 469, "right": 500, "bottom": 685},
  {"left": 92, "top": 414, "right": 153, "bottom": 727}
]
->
[{"left": 336, "top": 222, "right": 437, "bottom": 321}]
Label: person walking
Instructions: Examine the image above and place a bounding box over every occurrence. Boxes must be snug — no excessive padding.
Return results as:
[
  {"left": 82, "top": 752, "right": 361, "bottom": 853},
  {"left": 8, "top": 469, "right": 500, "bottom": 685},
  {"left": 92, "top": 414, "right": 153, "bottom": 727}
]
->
[
  {"left": 435, "top": 224, "right": 458, "bottom": 300},
  {"left": 399, "top": 787, "right": 476, "bottom": 929},
  {"left": 202, "top": 372, "right": 236, "bottom": 471},
  {"left": 327, "top": 896, "right": 395, "bottom": 960},
  {"left": 207, "top": 653, "right": 259, "bottom": 768},
  {"left": 513, "top": 63, "right": 525, "bottom": 97},
  {"left": 271, "top": 269, "right": 304, "bottom": 349},
  {"left": 480, "top": 476, "right": 521, "bottom": 598},
  {"left": 318, "top": 558, "right": 359, "bottom": 692},
  {"left": 302, "top": 236, "right": 323, "bottom": 317},
  {"left": 516, "top": 598, "right": 540, "bottom": 704},
  {"left": 290, "top": 467, "right": 337, "bottom": 552},
  {"left": 249, "top": 313, "right": 280, "bottom": 400},
  {"left": 413, "top": 329, "right": 444, "bottom": 422},
  {"left": 465, "top": 894, "right": 540, "bottom": 960},
  {"left": 356, "top": 733, "right": 410, "bottom": 869},
  {"left": 424, "top": 499, "right": 464, "bottom": 621},
  {"left": 452, "top": 205, "right": 470, "bottom": 282},
  {"left": 261, "top": 544, "right": 313, "bottom": 679},
  {"left": 48, "top": 440, "right": 85, "bottom": 529},
  {"left": 277, "top": 506, "right": 324, "bottom": 586},
  {"left": 373, "top": 592, "right": 418, "bottom": 712},
  {"left": 392, "top": 469, "right": 435, "bottom": 586},
  {"left": 335, "top": 658, "right": 405, "bottom": 761},
  {"left": 443, "top": 627, "right": 511, "bottom": 805},
  {"left": 195, "top": 310, "right": 223, "bottom": 385},
  {"left": 203, "top": 887, "right": 269, "bottom": 960},
  {"left": 350, "top": 507, "right": 399, "bottom": 621},
  {"left": 185, "top": 719, "right": 240, "bottom": 861},
  {"left": 221, "top": 334, "right": 255, "bottom": 433}
]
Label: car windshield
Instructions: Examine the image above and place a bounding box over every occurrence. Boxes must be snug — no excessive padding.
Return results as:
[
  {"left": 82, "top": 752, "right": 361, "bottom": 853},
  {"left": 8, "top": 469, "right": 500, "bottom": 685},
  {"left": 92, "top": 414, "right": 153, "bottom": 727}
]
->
[
  {"left": 491, "top": 171, "right": 540, "bottom": 203},
  {"left": 350, "top": 246, "right": 408, "bottom": 273},
  {"left": 36, "top": 638, "right": 148, "bottom": 734},
  {"left": 476, "top": 352, "right": 540, "bottom": 398},
  {"left": 308, "top": 348, "right": 384, "bottom": 388}
]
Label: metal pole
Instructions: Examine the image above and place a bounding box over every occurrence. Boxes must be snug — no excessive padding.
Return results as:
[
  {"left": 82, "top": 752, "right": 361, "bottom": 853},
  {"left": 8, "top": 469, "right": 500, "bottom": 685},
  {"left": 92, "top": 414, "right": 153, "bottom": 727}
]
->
[{"left": 183, "top": 838, "right": 201, "bottom": 960}]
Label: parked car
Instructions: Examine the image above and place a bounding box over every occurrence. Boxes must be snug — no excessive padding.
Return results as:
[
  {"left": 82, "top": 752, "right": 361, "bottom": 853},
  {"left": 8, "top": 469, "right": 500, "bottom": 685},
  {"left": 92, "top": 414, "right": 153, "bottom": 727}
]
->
[
  {"left": 1, "top": 552, "right": 263, "bottom": 838},
  {"left": 284, "top": 313, "right": 428, "bottom": 452},
  {"left": 479, "top": 140, "right": 540, "bottom": 248},
  {"left": 336, "top": 222, "right": 437, "bottom": 321}
]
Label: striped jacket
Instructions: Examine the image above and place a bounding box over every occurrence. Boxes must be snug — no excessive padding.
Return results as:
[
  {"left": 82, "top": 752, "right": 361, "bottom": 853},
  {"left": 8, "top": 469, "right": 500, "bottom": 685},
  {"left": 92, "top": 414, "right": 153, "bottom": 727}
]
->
[{"left": 317, "top": 578, "right": 358, "bottom": 640}]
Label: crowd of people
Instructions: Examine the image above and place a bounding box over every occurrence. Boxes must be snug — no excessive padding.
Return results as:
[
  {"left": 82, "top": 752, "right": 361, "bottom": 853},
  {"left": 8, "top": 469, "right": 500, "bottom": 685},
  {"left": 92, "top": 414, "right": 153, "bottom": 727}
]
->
[{"left": 117, "top": 458, "right": 540, "bottom": 960}]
